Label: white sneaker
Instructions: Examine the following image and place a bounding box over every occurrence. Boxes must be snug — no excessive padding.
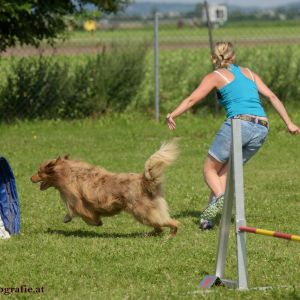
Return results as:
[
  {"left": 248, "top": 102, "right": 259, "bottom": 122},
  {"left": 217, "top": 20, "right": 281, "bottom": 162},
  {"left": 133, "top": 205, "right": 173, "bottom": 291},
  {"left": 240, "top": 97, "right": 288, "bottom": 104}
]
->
[
  {"left": 0, "top": 226, "right": 10, "bottom": 239},
  {"left": 0, "top": 218, "right": 10, "bottom": 239}
]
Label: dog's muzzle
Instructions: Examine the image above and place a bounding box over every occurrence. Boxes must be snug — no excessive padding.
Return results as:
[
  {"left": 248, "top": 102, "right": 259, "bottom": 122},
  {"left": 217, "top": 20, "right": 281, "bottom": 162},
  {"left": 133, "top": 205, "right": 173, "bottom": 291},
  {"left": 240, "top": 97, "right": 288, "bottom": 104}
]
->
[{"left": 31, "top": 174, "right": 50, "bottom": 191}]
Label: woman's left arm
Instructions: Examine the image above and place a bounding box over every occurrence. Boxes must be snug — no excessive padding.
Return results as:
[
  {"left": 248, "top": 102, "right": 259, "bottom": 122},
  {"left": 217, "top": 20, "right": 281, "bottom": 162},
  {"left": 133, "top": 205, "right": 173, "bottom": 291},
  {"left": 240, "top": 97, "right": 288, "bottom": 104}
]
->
[
  {"left": 166, "top": 73, "right": 216, "bottom": 130},
  {"left": 254, "top": 72, "right": 300, "bottom": 134}
]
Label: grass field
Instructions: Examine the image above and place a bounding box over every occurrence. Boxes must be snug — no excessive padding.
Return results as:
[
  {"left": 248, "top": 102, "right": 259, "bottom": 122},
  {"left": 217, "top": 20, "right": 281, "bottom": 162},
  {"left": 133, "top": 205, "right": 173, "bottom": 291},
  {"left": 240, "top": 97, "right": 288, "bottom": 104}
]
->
[{"left": 1, "top": 112, "right": 300, "bottom": 299}]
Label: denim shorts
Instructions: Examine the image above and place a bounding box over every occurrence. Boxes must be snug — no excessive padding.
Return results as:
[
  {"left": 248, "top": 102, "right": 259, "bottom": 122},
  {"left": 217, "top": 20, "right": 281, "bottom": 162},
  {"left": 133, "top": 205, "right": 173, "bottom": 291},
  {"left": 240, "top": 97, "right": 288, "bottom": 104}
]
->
[{"left": 208, "top": 119, "right": 269, "bottom": 164}]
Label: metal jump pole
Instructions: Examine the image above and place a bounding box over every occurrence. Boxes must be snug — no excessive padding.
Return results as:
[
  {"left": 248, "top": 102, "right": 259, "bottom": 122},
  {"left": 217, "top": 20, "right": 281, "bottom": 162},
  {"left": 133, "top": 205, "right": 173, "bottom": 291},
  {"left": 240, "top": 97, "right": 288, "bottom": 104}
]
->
[{"left": 199, "top": 118, "right": 248, "bottom": 290}]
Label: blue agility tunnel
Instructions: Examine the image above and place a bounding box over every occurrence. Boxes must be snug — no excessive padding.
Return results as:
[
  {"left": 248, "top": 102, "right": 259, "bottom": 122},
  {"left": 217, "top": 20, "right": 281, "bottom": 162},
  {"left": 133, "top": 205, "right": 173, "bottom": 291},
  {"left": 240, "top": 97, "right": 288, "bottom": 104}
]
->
[{"left": 0, "top": 157, "right": 20, "bottom": 235}]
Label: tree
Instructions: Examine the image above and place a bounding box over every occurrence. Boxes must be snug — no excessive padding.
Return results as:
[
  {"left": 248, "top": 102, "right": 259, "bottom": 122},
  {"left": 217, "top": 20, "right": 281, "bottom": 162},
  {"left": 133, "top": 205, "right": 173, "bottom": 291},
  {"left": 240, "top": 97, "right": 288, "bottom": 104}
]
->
[{"left": 0, "top": 0, "right": 131, "bottom": 52}]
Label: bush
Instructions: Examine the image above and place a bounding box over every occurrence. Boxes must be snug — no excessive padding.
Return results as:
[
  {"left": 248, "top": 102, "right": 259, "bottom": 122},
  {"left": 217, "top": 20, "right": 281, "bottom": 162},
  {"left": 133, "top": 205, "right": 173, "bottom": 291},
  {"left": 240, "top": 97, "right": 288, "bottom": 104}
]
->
[
  {"left": 61, "top": 44, "right": 147, "bottom": 118},
  {"left": 0, "top": 57, "right": 70, "bottom": 121},
  {"left": 0, "top": 43, "right": 148, "bottom": 121}
]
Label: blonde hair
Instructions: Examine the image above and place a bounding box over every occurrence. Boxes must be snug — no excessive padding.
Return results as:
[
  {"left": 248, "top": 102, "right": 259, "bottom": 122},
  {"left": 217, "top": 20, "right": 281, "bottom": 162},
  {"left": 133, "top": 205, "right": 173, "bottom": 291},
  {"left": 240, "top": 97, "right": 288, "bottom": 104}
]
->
[{"left": 212, "top": 42, "right": 235, "bottom": 69}]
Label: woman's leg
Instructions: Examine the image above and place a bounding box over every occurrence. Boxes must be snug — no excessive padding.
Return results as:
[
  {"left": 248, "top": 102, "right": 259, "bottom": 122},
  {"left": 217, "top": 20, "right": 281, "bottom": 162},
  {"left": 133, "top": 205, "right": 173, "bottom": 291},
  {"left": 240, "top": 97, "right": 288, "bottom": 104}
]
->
[
  {"left": 218, "top": 162, "right": 228, "bottom": 193},
  {"left": 207, "top": 162, "right": 228, "bottom": 203},
  {"left": 203, "top": 155, "right": 228, "bottom": 199},
  {"left": 200, "top": 156, "right": 229, "bottom": 229}
]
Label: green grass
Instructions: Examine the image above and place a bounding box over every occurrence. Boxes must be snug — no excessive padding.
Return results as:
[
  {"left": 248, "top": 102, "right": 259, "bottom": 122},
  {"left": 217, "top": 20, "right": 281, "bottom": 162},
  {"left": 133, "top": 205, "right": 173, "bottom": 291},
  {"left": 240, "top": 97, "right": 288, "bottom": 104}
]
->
[{"left": 0, "top": 112, "right": 300, "bottom": 299}]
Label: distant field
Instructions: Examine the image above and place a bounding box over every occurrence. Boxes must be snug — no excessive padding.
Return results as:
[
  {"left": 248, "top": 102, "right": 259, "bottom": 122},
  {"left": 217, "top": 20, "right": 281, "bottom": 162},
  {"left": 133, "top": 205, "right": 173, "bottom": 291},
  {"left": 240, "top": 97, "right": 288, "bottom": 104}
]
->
[
  {"left": 68, "top": 20, "right": 300, "bottom": 46},
  {"left": 2, "top": 20, "right": 300, "bottom": 57}
]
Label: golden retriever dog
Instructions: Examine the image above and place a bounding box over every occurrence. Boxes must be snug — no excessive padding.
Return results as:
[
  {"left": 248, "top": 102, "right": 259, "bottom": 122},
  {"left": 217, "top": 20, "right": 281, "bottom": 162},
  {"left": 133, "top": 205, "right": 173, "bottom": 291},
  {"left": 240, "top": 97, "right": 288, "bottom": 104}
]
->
[{"left": 31, "top": 140, "right": 179, "bottom": 236}]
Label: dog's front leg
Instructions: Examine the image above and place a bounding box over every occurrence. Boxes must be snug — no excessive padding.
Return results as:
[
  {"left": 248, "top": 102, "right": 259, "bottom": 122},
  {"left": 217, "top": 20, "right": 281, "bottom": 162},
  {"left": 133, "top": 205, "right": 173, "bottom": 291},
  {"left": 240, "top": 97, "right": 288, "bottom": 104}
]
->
[
  {"left": 63, "top": 214, "right": 73, "bottom": 223},
  {"left": 82, "top": 215, "right": 103, "bottom": 226},
  {"left": 63, "top": 199, "right": 76, "bottom": 223},
  {"left": 59, "top": 194, "right": 75, "bottom": 224},
  {"left": 74, "top": 198, "right": 103, "bottom": 226},
  {"left": 63, "top": 207, "right": 76, "bottom": 223}
]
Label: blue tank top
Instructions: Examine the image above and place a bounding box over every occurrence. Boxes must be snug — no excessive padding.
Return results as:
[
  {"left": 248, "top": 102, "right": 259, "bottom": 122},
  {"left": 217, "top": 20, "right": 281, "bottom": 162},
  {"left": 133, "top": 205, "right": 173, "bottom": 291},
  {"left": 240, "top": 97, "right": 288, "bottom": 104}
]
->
[{"left": 216, "top": 64, "right": 266, "bottom": 118}]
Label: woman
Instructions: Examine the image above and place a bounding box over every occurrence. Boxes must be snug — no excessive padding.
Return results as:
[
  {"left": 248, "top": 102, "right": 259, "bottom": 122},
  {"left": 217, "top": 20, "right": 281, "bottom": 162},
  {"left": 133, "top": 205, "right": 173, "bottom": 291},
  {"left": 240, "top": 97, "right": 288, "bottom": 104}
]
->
[{"left": 166, "top": 41, "right": 300, "bottom": 230}]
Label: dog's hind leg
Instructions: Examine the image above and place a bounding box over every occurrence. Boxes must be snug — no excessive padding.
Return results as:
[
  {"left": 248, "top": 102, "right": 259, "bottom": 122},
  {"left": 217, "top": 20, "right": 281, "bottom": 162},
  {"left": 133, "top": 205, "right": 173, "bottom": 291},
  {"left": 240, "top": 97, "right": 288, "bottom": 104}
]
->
[
  {"left": 129, "top": 208, "right": 164, "bottom": 236},
  {"left": 131, "top": 196, "right": 179, "bottom": 237},
  {"left": 147, "top": 200, "right": 179, "bottom": 237},
  {"left": 164, "top": 219, "right": 179, "bottom": 236}
]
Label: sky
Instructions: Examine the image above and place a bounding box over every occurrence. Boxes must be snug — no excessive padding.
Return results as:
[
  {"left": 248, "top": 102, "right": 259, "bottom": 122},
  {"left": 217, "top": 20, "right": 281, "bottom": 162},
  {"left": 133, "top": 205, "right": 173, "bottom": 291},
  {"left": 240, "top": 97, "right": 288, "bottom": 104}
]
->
[{"left": 135, "top": 0, "right": 299, "bottom": 8}]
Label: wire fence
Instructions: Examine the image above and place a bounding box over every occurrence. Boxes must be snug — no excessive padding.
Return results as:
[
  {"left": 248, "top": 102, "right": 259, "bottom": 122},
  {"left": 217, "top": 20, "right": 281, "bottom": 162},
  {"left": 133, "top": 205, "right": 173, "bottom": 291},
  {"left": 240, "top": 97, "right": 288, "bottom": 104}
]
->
[
  {"left": 3, "top": 20, "right": 300, "bottom": 57},
  {"left": 1, "top": 2, "right": 300, "bottom": 121}
]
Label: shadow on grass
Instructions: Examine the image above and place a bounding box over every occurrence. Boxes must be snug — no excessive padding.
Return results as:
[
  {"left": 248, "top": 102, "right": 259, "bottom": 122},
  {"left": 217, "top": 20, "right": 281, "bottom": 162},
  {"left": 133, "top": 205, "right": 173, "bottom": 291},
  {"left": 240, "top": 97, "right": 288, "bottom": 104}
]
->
[
  {"left": 46, "top": 228, "right": 145, "bottom": 239},
  {"left": 173, "top": 210, "right": 200, "bottom": 225},
  {"left": 173, "top": 210, "right": 200, "bottom": 219}
]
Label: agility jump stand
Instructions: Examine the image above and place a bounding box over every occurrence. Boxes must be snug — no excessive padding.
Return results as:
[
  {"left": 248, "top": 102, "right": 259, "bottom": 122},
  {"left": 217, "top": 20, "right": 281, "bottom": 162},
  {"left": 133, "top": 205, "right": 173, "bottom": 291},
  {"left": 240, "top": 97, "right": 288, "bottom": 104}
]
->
[
  {"left": 199, "top": 118, "right": 248, "bottom": 290},
  {"left": 199, "top": 119, "right": 300, "bottom": 290}
]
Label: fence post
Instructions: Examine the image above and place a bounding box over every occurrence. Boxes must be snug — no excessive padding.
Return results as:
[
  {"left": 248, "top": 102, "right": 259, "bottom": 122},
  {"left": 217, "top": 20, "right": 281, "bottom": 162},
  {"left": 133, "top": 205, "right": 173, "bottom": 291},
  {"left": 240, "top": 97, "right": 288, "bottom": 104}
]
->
[
  {"left": 203, "top": 1, "right": 219, "bottom": 115},
  {"left": 204, "top": 1, "right": 214, "bottom": 55},
  {"left": 154, "top": 11, "right": 159, "bottom": 121}
]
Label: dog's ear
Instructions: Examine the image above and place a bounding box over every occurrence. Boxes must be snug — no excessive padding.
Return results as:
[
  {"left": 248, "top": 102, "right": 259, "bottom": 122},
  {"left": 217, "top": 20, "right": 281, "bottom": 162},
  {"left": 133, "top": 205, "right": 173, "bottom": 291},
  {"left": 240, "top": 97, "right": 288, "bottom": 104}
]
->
[
  {"left": 53, "top": 156, "right": 62, "bottom": 166},
  {"left": 44, "top": 156, "right": 64, "bottom": 174},
  {"left": 44, "top": 159, "right": 57, "bottom": 174},
  {"left": 55, "top": 155, "right": 69, "bottom": 162}
]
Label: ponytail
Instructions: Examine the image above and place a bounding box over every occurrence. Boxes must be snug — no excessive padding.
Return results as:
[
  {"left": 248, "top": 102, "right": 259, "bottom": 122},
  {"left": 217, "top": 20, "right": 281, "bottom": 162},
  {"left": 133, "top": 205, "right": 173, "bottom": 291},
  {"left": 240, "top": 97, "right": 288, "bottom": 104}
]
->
[{"left": 211, "top": 41, "right": 235, "bottom": 69}]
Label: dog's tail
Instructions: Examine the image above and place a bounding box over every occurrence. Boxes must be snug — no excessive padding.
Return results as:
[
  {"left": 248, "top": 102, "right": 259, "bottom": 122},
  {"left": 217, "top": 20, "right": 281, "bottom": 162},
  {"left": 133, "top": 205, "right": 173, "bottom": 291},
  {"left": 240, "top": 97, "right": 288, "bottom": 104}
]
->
[{"left": 143, "top": 139, "right": 179, "bottom": 193}]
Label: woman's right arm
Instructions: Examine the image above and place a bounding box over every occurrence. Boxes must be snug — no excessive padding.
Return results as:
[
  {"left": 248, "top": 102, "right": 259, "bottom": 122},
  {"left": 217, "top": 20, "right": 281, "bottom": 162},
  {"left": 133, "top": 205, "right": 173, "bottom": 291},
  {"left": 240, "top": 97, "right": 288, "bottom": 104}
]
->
[
  {"left": 254, "top": 72, "right": 300, "bottom": 134},
  {"left": 166, "top": 73, "right": 216, "bottom": 130}
]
